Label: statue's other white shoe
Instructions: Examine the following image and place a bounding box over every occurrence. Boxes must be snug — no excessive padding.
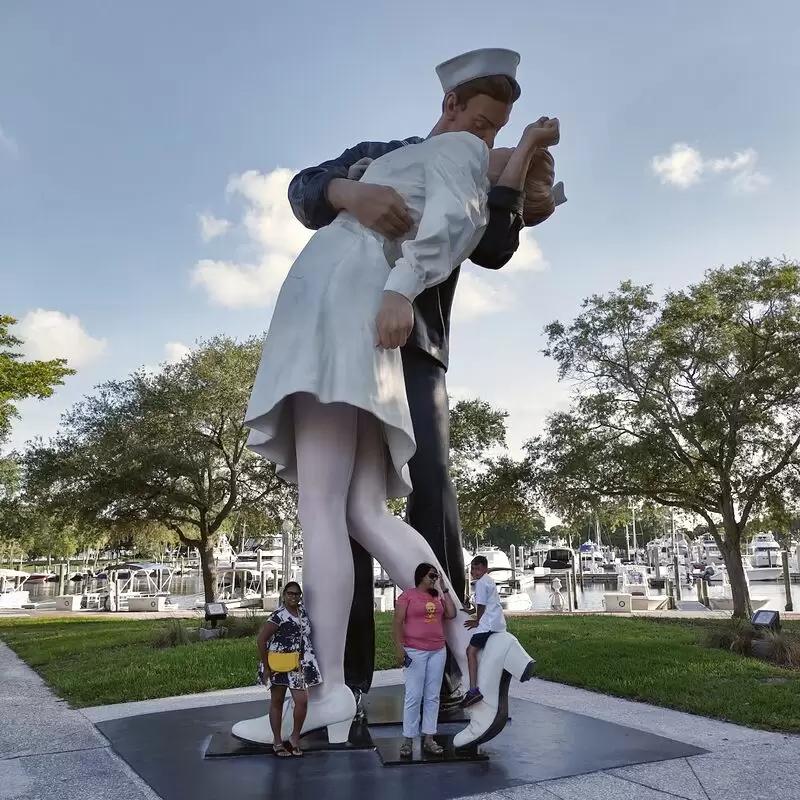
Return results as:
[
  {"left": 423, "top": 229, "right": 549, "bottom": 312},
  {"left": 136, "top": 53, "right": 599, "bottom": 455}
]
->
[{"left": 452, "top": 632, "right": 536, "bottom": 749}]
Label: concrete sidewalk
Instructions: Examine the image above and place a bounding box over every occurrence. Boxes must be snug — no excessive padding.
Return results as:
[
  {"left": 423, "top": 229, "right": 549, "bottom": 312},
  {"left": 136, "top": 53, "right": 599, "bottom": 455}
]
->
[
  {"left": 0, "top": 641, "right": 161, "bottom": 800},
  {"left": 3, "top": 639, "right": 800, "bottom": 800}
]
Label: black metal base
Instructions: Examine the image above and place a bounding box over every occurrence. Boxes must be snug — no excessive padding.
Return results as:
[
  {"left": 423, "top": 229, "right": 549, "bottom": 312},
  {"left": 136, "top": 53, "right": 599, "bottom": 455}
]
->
[
  {"left": 96, "top": 690, "right": 708, "bottom": 800},
  {"left": 364, "top": 684, "right": 468, "bottom": 726},
  {"left": 206, "top": 686, "right": 469, "bottom": 759},
  {"left": 375, "top": 734, "right": 488, "bottom": 766}
]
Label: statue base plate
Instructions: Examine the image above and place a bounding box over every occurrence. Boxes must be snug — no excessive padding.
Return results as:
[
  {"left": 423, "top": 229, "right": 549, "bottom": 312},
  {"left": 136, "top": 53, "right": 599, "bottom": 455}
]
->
[
  {"left": 364, "top": 684, "right": 469, "bottom": 726},
  {"left": 374, "top": 734, "right": 487, "bottom": 766},
  {"left": 96, "top": 695, "right": 708, "bottom": 800}
]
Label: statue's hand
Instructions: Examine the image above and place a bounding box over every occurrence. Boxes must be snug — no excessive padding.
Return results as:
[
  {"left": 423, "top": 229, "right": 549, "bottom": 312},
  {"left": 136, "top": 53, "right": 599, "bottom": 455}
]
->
[
  {"left": 375, "top": 291, "right": 413, "bottom": 349},
  {"left": 521, "top": 117, "right": 560, "bottom": 149}
]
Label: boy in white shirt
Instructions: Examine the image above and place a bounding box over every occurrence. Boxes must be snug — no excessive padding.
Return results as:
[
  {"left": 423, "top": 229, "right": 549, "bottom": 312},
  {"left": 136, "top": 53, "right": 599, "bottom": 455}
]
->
[{"left": 461, "top": 555, "right": 507, "bottom": 707}]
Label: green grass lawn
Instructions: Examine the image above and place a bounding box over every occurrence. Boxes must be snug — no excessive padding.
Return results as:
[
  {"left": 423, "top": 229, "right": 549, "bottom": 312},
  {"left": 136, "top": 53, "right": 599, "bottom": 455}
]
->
[{"left": 2, "top": 614, "right": 800, "bottom": 732}]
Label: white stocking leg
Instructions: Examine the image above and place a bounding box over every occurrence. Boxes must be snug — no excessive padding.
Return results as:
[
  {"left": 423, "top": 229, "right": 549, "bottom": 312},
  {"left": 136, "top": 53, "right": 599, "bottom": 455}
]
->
[
  {"left": 345, "top": 411, "right": 473, "bottom": 686},
  {"left": 293, "top": 393, "right": 357, "bottom": 702},
  {"left": 232, "top": 394, "right": 358, "bottom": 745}
]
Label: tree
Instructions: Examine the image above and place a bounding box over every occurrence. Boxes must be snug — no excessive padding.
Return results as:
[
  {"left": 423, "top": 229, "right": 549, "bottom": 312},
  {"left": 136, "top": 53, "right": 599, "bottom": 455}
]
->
[
  {"left": 0, "top": 315, "right": 75, "bottom": 447},
  {"left": 458, "top": 455, "right": 539, "bottom": 548},
  {"left": 386, "top": 397, "right": 510, "bottom": 522},
  {"left": 527, "top": 259, "right": 800, "bottom": 618},
  {"left": 23, "top": 335, "right": 295, "bottom": 602},
  {"left": 483, "top": 516, "right": 547, "bottom": 553}
]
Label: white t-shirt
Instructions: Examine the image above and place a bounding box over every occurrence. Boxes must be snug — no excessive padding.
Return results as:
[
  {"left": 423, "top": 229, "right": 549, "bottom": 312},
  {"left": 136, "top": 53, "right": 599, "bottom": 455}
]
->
[{"left": 474, "top": 574, "right": 507, "bottom": 634}]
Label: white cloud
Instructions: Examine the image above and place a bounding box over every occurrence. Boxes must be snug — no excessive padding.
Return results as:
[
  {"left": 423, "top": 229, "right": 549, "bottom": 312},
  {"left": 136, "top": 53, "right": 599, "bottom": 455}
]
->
[
  {"left": 164, "top": 341, "right": 191, "bottom": 364},
  {"left": 651, "top": 142, "right": 769, "bottom": 193},
  {"left": 503, "top": 231, "right": 547, "bottom": 273},
  {"left": 18, "top": 310, "right": 107, "bottom": 368},
  {"left": 0, "top": 125, "right": 19, "bottom": 159},
  {"left": 452, "top": 272, "right": 510, "bottom": 322},
  {"left": 447, "top": 384, "right": 479, "bottom": 402},
  {"left": 192, "top": 167, "right": 548, "bottom": 316},
  {"left": 191, "top": 168, "right": 313, "bottom": 308},
  {"left": 198, "top": 212, "right": 231, "bottom": 242},
  {"left": 651, "top": 143, "right": 704, "bottom": 188}
]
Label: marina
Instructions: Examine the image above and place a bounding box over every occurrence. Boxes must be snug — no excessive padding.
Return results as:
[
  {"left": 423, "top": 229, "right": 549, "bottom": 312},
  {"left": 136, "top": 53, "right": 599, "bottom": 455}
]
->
[{"left": 5, "top": 528, "right": 800, "bottom": 617}]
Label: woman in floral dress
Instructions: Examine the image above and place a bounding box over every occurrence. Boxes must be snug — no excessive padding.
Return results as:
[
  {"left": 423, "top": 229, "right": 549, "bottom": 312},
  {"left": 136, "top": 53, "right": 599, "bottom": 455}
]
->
[{"left": 256, "top": 581, "right": 322, "bottom": 756}]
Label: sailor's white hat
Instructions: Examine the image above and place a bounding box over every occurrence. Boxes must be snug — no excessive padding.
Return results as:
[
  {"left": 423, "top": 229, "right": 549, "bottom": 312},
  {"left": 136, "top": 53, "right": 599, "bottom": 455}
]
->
[{"left": 436, "top": 48, "right": 521, "bottom": 100}]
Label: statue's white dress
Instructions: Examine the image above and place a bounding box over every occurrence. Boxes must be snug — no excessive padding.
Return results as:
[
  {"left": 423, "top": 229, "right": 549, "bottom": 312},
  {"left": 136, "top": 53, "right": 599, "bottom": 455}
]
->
[{"left": 244, "top": 132, "right": 489, "bottom": 498}]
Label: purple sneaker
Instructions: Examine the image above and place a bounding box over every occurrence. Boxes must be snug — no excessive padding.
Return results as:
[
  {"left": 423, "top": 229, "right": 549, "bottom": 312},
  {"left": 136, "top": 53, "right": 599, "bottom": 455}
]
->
[{"left": 461, "top": 688, "right": 483, "bottom": 708}]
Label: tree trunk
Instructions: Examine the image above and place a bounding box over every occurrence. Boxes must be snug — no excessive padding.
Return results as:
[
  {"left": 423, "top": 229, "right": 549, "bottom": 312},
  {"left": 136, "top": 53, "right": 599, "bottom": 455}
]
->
[
  {"left": 720, "top": 527, "right": 752, "bottom": 619},
  {"left": 198, "top": 536, "right": 217, "bottom": 604}
]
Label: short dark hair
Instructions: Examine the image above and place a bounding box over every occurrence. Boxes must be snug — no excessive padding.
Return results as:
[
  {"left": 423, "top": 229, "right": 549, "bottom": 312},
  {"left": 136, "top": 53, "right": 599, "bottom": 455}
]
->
[
  {"left": 471, "top": 555, "right": 488, "bottom": 569},
  {"left": 283, "top": 581, "right": 302, "bottom": 596},
  {"left": 414, "top": 562, "right": 438, "bottom": 587},
  {"left": 443, "top": 75, "right": 518, "bottom": 112}
]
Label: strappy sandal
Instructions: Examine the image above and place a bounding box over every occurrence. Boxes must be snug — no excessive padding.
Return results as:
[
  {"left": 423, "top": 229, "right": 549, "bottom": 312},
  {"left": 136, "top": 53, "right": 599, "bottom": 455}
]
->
[
  {"left": 422, "top": 736, "right": 444, "bottom": 756},
  {"left": 289, "top": 741, "right": 303, "bottom": 757},
  {"left": 399, "top": 738, "right": 413, "bottom": 758},
  {"left": 273, "top": 743, "right": 291, "bottom": 758}
]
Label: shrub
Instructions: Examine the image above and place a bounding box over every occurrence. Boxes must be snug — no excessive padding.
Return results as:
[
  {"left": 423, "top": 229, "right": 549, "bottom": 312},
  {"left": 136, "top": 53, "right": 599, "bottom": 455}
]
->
[
  {"left": 152, "top": 619, "right": 197, "bottom": 649},
  {"left": 763, "top": 630, "right": 800, "bottom": 669},
  {"left": 218, "top": 608, "right": 264, "bottom": 640},
  {"left": 703, "top": 619, "right": 757, "bottom": 656}
]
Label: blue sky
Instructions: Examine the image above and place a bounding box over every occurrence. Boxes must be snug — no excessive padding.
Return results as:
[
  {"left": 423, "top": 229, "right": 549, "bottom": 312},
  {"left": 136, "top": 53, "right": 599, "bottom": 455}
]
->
[{"left": 2, "top": 0, "right": 799, "bottom": 460}]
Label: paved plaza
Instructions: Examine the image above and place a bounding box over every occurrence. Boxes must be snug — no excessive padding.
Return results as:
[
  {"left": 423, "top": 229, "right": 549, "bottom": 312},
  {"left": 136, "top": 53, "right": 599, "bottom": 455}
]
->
[{"left": 2, "top": 640, "right": 799, "bottom": 800}]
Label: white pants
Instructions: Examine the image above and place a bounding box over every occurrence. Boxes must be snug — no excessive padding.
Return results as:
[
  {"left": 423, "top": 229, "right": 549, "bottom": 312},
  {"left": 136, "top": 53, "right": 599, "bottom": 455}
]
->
[{"left": 402, "top": 646, "right": 447, "bottom": 738}]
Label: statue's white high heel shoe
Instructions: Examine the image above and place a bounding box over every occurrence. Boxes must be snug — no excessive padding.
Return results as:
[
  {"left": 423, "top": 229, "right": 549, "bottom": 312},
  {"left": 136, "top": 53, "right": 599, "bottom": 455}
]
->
[
  {"left": 231, "top": 713, "right": 275, "bottom": 745},
  {"left": 279, "top": 684, "right": 356, "bottom": 743},
  {"left": 231, "top": 685, "right": 356, "bottom": 746},
  {"left": 452, "top": 632, "right": 536, "bottom": 749}
]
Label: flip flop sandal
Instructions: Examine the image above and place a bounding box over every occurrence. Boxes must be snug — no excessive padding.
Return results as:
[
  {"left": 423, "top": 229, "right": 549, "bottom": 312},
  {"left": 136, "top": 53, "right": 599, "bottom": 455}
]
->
[
  {"left": 289, "top": 743, "right": 303, "bottom": 757},
  {"left": 273, "top": 743, "right": 291, "bottom": 758}
]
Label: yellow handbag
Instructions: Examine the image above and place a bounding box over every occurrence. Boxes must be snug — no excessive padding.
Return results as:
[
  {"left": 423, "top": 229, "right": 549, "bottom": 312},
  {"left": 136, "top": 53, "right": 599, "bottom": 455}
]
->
[{"left": 268, "top": 651, "right": 300, "bottom": 673}]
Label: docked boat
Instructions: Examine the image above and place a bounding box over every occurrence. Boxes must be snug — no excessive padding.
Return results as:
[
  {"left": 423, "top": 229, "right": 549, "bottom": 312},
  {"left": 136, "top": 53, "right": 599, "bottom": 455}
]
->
[
  {"left": 697, "top": 533, "right": 724, "bottom": 564},
  {"left": 0, "top": 568, "right": 31, "bottom": 609},
  {"left": 578, "top": 542, "right": 608, "bottom": 574},
  {"left": 748, "top": 532, "right": 782, "bottom": 569},
  {"left": 619, "top": 565, "right": 669, "bottom": 610},
  {"left": 475, "top": 547, "right": 513, "bottom": 583}
]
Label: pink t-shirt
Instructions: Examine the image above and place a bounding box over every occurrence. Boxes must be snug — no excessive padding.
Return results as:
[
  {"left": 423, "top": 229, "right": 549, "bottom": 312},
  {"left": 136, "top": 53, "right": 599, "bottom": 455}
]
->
[{"left": 397, "top": 588, "right": 445, "bottom": 651}]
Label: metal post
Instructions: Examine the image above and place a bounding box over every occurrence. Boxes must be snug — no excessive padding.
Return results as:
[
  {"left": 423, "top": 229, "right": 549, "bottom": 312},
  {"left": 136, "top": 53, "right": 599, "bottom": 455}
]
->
[
  {"left": 258, "top": 549, "right": 265, "bottom": 601},
  {"left": 570, "top": 563, "right": 579, "bottom": 610},
  {"left": 631, "top": 504, "right": 637, "bottom": 562},
  {"left": 625, "top": 526, "right": 630, "bottom": 561},
  {"left": 510, "top": 545, "right": 517, "bottom": 587},
  {"left": 565, "top": 571, "right": 572, "bottom": 613},
  {"left": 58, "top": 562, "right": 66, "bottom": 596},
  {"left": 782, "top": 550, "right": 794, "bottom": 612},
  {"left": 673, "top": 555, "right": 682, "bottom": 601}
]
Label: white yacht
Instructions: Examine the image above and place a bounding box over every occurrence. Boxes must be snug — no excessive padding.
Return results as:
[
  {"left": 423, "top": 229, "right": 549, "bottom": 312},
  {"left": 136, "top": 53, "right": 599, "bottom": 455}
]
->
[
  {"left": 619, "top": 565, "right": 669, "bottom": 610},
  {"left": 0, "top": 568, "right": 31, "bottom": 609},
  {"left": 475, "top": 547, "right": 513, "bottom": 583},
  {"left": 748, "top": 532, "right": 782, "bottom": 569},
  {"left": 578, "top": 542, "right": 607, "bottom": 573},
  {"left": 697, "top": 533, "right": 724, "bottom": 564}
]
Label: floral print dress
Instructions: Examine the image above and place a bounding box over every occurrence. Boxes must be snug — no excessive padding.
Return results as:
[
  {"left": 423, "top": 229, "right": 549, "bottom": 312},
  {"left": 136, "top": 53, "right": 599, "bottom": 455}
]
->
[{"left": 257, "top": 604, "right": 322, "bottom": 691}]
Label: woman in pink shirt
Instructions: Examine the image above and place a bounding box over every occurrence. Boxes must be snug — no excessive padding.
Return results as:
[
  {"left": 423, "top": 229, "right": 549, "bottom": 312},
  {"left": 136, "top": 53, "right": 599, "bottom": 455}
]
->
[{"left": 393, "top": 562, "right": 457, "bottom": 758}]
